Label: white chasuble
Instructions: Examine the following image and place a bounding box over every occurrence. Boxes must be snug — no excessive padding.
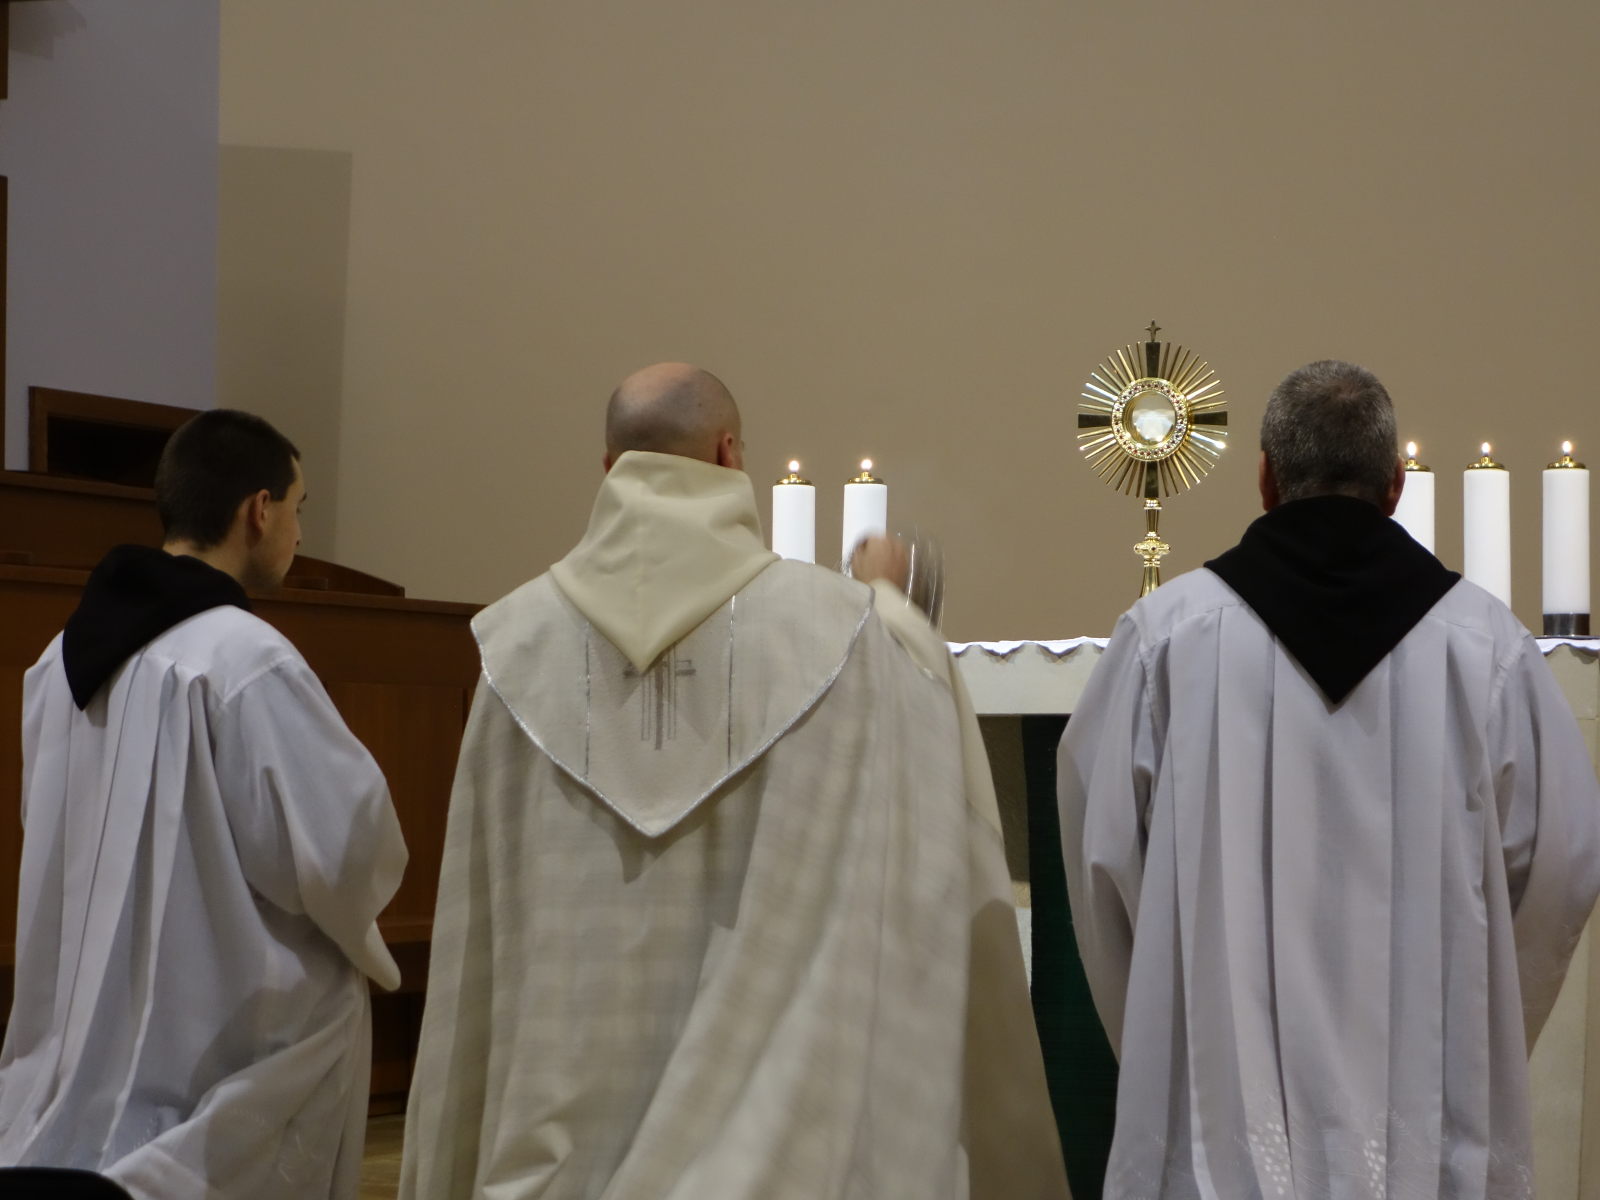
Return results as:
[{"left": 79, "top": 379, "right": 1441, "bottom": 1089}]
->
[
  {"left": 1059, "top": 569, "right": 1600, "bottom": 1200},
  {"left": 401, "top": 451, "right": 1067, "bottom": 1200},
  {"left": 0, "top": 608, "right": 406, "bottom": 1200}
]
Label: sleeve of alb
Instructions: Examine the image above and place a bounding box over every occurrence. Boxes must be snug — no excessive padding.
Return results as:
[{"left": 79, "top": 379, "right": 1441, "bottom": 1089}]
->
[
  {"left": 213, "top": 656, "right": 408, "bottom": 990},
  {"left": 1489, "top": 635, "right": 1600, "bottom": 1049},
  {"left": 1056, "top": 612, "right": 1157, "bottom": 1056}
]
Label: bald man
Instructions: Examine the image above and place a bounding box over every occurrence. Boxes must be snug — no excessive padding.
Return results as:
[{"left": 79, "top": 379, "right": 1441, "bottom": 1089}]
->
[
  {"left": 602, "top": 361, "right": 744, "bottom": 469},
  {"left": 400, "top": 364, "right": 1068, "bottom": 1199}
]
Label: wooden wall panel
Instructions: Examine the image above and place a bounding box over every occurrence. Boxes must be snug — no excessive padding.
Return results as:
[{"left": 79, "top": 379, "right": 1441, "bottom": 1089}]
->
[
  {"left": 0, "top": 471, "right": 409, "bottom": 596},
  {"left": 0, "top": 571, "right": 79, "bottom": 665},
  {"left": 324, "top": 680, "right": 468, "bottom": 951}
]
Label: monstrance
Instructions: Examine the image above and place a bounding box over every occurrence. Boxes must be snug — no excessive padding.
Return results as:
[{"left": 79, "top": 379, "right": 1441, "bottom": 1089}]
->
[{"left": 1076, "top": 323, "right": 1228, "bottom": 596}]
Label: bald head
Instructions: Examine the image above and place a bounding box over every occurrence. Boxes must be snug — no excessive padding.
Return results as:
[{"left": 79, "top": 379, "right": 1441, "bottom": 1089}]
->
[{"left": 604, "top": 363, "right": 743, "bottom": 471}]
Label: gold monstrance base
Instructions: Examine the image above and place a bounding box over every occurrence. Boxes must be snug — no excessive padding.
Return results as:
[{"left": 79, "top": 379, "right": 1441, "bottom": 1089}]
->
[
  {"left": 1135, "top": 499, "right": 1169, "bottom": 597},
  {"left": 1077, "top": 322, "right": 1227, "bottom": 597}
]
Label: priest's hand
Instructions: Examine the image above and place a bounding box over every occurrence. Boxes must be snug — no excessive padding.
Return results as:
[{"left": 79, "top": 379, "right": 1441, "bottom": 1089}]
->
[{"left": 851, "top": 536, "right": 912, "bottom": 592}]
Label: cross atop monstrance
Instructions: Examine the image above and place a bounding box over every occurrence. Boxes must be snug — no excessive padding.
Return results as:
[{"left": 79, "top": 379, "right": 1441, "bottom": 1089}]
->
[{"left": 1076, "top": 323, "right": 1229, "bottom": 595}]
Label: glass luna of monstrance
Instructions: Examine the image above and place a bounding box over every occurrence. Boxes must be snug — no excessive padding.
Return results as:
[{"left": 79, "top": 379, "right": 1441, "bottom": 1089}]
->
[{"left": 1076, "top": 323, "right": 1229, "bottom": 596}]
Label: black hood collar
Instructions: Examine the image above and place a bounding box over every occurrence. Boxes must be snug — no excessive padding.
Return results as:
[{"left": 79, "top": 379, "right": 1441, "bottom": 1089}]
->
[
  {"left": 62, "top": 545, "right": 251, "bottom": 710},
  {"left": 1204, "top": 495, "right": 1460, "bottom": 705}
]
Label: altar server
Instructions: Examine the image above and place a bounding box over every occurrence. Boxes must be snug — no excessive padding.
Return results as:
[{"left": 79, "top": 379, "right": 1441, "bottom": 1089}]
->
[
  {"left": 400, "top": 363, "right": 1067, "bottom": 1200},
  {"left": 0, "top": 411, "right": 407, "bottom": 1199},
  {"left": 1059, "top": 360, "right": 1600, "bottom": 1199}
]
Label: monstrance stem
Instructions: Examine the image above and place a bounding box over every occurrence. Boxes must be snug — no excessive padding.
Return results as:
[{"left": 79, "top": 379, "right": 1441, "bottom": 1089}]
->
[{"left": 1135, "top": 498, "right": 1170, "bottom": 597}]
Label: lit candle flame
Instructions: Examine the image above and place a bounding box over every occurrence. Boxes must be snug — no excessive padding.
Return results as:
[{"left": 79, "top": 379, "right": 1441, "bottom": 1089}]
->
[
  {"left": 1406, "top": 441, "right": 1417, "bottom": 459},
  {"left": 860, "top": 458, "right": 873, "bottom": 472},
  {"left": 788, "top": 460, "right": 800, "bottom": 473},
  {"left": 1563, "top": 440, "right": 1573, "bottom": 456},
  {"left": 1481, "top": 442, "right": 1492, "bottom": 456}
]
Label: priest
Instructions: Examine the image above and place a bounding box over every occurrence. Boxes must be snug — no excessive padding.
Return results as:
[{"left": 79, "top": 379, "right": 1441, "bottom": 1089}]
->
[
  {"left": 0, "top": 410, "right": 407, "bottom": 1198},
  {"left": 400, "top": 363, "right": 1067, "bottom": 1199},
  {"left": 1058, "top": 359, "right": 1600, "bottom": 1198}
]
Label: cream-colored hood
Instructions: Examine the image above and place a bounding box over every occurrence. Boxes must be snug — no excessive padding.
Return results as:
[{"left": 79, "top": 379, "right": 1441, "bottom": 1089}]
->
[{"left": 549, "top": 451, "right": 778, "bottom": 672}]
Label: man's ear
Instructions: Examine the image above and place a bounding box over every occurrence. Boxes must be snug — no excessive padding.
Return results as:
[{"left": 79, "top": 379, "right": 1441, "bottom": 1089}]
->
[
  {"left": 242, "top": 489, "right": 272, "bottom": 543},
  {"left": 1380, "top": 457, "right": 1406, "bottom": 517},
  {"left": 602, "top": 452, "right": 614, "bottom": 474},
  {"left": 715, "top": 431, "right": 742, "bottom": 470},
  {"left": 1258, "top": 453, "right": 1281, "bottom": 512}
]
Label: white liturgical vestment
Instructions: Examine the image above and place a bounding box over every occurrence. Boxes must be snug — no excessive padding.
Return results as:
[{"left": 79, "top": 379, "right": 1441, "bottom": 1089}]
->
[
  {"left": 1059, "top": 568, "right": 1600, "bottom": 1200},
  {"left": 0, "top": 607, "right": 407, "bottom": 1199},
  {"left": 401, "top": 451, "right": 1068, "bottom": 1200}
]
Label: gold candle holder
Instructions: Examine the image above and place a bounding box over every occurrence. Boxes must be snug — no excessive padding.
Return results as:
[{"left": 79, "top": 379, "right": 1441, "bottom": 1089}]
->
[
  {"left": 1548, "top": 441, "right": 1586, "bottom": 471},
  {"left": 847, "top": 460, "right": 883, "bottom": 485},
  {"left": 1468, "top": 442, "right": 1506, "bottom": 471}
]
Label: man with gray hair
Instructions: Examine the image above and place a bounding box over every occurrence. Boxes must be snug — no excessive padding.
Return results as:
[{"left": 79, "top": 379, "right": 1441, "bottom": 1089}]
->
[{"left": 1058, "top": 360, "right": 1600, "bottom": 1198}]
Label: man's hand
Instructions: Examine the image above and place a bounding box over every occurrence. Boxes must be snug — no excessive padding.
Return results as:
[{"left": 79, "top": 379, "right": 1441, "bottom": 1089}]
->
[{"left": 850, "top": 535, "right": 911, "bottom": 592}]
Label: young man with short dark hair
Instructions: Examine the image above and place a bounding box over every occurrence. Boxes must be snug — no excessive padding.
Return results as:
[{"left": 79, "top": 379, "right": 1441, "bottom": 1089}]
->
[{"left": 0, "top": 409, "right": 407, "bottom": 1199}]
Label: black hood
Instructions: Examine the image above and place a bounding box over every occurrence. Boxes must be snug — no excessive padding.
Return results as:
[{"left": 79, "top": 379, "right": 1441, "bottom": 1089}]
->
[
  {"left": 62, "top": 545, "right": 251, "bottom": 710},
  {"left": 1204, "top": 495, "right": 1460, "bottom": 705}
]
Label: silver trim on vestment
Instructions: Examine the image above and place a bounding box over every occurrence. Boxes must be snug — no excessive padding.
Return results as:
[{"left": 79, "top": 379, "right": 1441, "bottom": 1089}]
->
[
  {"left": 726, "top": 596, "right": 736, "bottom": 770},
  {"left": 583, "top": 621, "right": 591, "bottom": 777}
]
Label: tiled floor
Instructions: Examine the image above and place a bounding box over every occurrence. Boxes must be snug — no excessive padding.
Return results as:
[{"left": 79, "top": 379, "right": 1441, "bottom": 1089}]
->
[{"left": 361, "top": 1115, "right": 406, "bottom": 1200}]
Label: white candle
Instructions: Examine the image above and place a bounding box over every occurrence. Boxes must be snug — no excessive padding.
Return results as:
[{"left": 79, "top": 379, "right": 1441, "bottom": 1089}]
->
[
  {"left": 771, "top": 461, "right": 816, "bottom": 563},
  {"left": 1463, "top": 443, "right": 1512, "bottom": 608},
  {"left": 841, "top": 459, "right": 888, "bottom": 571},
  {"left": 1392, "top": 441, "right": 1436, "bottom": 553},
  {"left": 1542, "top": 441, "right": 1589, "bottom": 633}
]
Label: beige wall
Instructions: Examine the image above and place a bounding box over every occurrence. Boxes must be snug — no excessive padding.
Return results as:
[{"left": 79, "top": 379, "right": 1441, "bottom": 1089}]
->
[
  {"left": 219, "top": 1, "right": 1600, "bottom": 641},
  {"left": 217, "top": 145, "right": 353, "bottom": 559}
]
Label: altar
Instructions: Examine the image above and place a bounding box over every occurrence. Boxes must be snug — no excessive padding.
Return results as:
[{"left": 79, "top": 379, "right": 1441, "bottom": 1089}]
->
[{"left": 954, "top": 637, "right": 1600, "bottom": 1200}]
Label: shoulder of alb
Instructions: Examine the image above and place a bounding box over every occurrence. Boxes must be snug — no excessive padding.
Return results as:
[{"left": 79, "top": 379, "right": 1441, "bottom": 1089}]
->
[
  {"left": 1127, "top": 568, "right": 1243, "bottom": 646},
  {"left": 1425, "top": 578, "right": 1528, "bottom": 649},
  {"left": 155, "top": 606, "right": 311, "bottom": 701}
]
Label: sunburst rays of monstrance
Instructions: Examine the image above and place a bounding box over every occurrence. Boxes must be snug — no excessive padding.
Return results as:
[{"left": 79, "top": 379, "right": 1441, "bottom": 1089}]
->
[{"left": 1077, "top": 323, "right": 1229, "bottom": 596}]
